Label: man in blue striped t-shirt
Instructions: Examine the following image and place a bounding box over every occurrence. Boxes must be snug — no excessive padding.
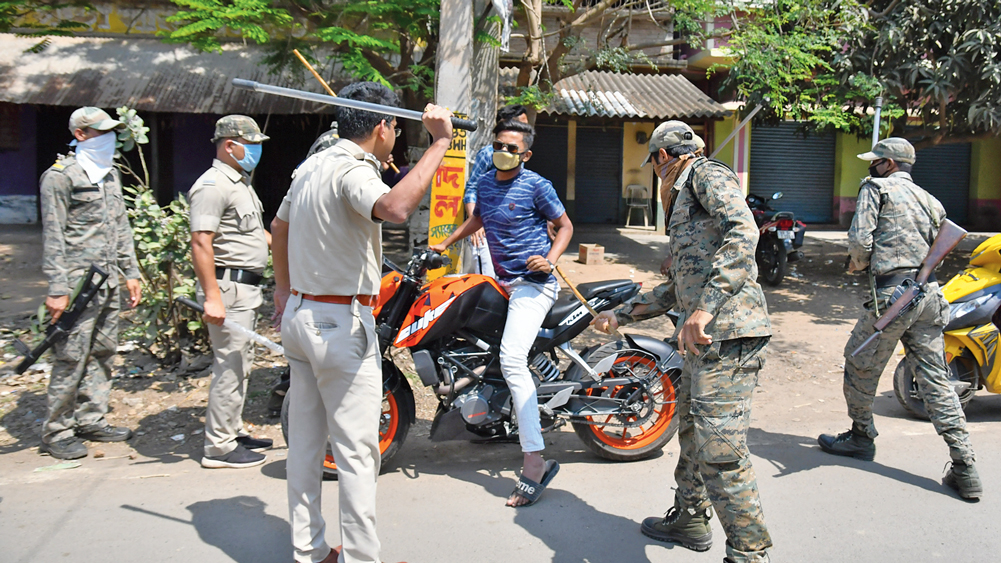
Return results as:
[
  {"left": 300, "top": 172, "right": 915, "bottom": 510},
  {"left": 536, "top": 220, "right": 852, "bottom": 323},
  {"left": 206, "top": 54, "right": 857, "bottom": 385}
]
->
[{"left": 433, "top": 120, "right": 574, "bottom": 507}]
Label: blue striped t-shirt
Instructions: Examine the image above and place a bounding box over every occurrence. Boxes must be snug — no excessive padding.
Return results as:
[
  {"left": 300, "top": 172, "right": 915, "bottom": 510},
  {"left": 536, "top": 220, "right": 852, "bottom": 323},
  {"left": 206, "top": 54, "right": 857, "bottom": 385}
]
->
[{"left": 474, "top": 167, "right": 565, "bottom": 284}]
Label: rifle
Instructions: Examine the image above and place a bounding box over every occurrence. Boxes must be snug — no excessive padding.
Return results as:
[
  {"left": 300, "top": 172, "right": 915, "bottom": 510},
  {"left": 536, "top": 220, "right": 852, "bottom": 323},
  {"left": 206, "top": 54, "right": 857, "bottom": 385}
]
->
[
  {"left": 12, "top": 265, "right": 109, "bottom": 374},
  {"left": 850, "top": 219, "right": 967, "bottom": 357},
  {"left": 174, "top": 297, "right": 285, "bottom": 356}
]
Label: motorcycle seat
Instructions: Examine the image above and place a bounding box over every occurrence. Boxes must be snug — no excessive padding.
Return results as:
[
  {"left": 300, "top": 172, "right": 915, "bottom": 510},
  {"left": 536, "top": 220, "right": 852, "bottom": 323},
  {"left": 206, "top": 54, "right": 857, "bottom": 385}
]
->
[{"left": 540, "top": 280, "right": 634, "bottom": 329}]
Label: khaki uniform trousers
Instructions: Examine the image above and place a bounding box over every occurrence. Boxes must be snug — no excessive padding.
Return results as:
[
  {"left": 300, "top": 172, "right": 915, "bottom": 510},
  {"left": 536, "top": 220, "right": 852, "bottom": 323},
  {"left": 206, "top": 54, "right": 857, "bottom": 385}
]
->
[
  {"left": 43, "top": 284, "right": 120, "bottom": 443},
  {"left": 282, "top": 295, "right": 382, "bottom": 563},
  {"left": 198, "top": 278, "right": 263, "bottom": 457},
  {"left": 674, "top": 337, "right": 772, "bottom": 563}
]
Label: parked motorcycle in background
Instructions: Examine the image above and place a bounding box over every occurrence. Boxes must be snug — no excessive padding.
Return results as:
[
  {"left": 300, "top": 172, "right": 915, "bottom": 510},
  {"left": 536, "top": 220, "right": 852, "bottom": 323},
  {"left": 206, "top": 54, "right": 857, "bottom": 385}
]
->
[
  {"left": 894, "top": 234, "right": 1001, "bottom": 418},
  {"left": 746, "top": 191, "right": 807, "bottom": 286}
]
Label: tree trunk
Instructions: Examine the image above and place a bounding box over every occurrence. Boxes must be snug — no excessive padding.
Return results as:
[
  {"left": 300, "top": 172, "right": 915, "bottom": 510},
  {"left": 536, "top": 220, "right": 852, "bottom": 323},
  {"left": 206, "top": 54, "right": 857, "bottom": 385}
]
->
[{"left": 470, "top": 0, "right": 500, "bottom": 156}]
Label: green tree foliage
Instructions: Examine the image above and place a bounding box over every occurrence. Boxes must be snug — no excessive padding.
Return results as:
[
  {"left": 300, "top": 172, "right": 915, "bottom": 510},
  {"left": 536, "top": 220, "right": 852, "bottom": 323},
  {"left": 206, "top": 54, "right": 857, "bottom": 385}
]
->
[
  {"left": 115, "top": 107, "right": 206, "bottom": 365},
  {"left": 721, "top": 0, "right": 1001, "bottom": 148},
  {"left": 163, "top": 0, "right": 440, "bottom": 111}
]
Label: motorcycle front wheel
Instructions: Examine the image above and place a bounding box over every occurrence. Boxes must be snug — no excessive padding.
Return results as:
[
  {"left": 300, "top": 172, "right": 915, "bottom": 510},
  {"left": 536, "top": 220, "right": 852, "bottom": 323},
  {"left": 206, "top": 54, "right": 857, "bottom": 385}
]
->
[
  {"left": 571, "top": 341, "right": 680, "bottom": 461},
  {"left": 281, "top": 378, "right": 412, "bottom": 480},
  {"left": 759, "top": 236, "right": 787, "bottom": 286},
  {"left": 892, "top": 355, "right": 977, "bottom": 420}
]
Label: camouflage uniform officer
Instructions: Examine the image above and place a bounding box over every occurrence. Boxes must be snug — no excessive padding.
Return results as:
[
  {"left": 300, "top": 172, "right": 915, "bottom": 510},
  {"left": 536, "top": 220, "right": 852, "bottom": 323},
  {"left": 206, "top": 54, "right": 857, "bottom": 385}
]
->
[
  {"left": 593, "top": 256, "right": 677, "bottom": 332},
  {"left": 190, "top": 115, "right": 273, "bottom": 469},
  {"left": 38, "top": 107, "right": 142, "bottom": 460},
  {"left": 818, "top": 137, "right": 981, "bottom": 500},
  {"left": 633, "top": 121, "right": 773, "bottom": 563}
]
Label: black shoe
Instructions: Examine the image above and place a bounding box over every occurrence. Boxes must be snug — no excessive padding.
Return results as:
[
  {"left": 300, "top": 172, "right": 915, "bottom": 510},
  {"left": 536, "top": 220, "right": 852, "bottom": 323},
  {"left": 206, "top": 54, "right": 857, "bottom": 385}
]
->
[
  {"left": 40, "top": 437, "right": 88, "bottom": 460},
  {"left": 236, "top": 436, "right": 274, "bottom": 451},
  {"left": 817, "top": 428, "right": 875, "bottom": 461},
  {"left": 943, "top": 460, "right": 983, "bottom": 501},
  {"left": 640, "top": 503, "right": 713, "bottom": 552},
  {"left": 201, "top": 444, "right": 266, "bottom": 469},
  {"left": 76, "top": 424, "right": 132, "bottom": 442}
]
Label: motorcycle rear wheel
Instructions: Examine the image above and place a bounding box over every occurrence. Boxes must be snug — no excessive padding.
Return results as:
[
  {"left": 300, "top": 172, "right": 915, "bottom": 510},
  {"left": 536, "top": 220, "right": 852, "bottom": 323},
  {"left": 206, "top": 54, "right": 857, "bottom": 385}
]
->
[
  {"left": 892, "top": 355, "right": 977, "bottom": 420},
  {"left": 760, "top": 237, "right": 787, "bottom": 286},
  {"left": 281, "top": 381, "right": 412, "bottom": 480},
  {"left": 571, "top": 341, "right": 680, "bottom": 461}
]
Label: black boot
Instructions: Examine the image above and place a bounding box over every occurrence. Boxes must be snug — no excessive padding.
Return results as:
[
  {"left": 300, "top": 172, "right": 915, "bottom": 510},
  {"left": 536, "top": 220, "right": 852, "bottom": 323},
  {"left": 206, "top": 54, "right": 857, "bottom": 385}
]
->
[
  {"left": 943, "top": 460, "right": 983, "bottom": 501},
  {"left": 40, "top": 437, "right": 88, "bottom": 460},
  {"left": 641, "top": 499, "right": 713, "bottom": 552},
  {"left": 817, "top": 425, "right": 875, "bottom": 461},
  {"left": 76, "top": 424, "right": 132, "bottom": 442}
]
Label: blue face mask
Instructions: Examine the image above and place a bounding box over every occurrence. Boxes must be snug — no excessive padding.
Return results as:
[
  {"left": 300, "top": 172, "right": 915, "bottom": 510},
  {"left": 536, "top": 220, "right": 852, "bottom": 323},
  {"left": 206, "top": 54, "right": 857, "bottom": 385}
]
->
[{"left": 233, "top": 142, "right": 262, "bottom": 172}]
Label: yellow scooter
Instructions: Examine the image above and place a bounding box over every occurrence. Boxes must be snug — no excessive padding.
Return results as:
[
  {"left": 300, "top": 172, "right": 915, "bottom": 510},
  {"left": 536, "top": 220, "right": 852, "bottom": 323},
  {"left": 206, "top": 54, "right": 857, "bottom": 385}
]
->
[{"left": 894, "top": 234, "right": 1001, "bottom": 418}]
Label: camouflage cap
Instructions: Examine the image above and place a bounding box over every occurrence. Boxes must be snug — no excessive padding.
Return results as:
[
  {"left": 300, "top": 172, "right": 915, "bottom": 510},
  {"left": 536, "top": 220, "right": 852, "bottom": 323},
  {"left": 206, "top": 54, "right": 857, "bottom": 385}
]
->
[
  {"left": 642, "top": 120, "right": 704, "bottom": 166},
  {"left": 211, "top": 115, "right": 270, "bottom": 143},
  {"left": 857, "top": 137, "right": 915, "bottom": 164},
  {"left": 68, "top": 107, "right": 124, "bottom": 133}
]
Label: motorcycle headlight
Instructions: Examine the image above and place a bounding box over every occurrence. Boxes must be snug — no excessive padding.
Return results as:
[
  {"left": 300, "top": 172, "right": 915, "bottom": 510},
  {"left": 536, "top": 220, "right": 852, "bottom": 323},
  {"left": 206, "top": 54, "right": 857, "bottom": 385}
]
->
[{"left": 949, "top": 294, "right": 993, "bottom": 321}]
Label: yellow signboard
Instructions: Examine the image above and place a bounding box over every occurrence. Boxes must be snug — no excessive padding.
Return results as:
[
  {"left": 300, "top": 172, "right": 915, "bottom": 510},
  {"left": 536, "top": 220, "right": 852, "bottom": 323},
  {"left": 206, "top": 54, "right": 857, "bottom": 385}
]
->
[{"left": 427, "top": 114, "right": 468, "bottom": 280}]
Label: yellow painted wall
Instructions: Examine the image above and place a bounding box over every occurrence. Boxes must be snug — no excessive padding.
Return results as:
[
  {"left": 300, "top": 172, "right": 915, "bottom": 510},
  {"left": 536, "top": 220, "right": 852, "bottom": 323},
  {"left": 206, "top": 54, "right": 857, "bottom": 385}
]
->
[
  {"left": 713, "top": 117, "right": 736, "bottom": 169},
  {"left": 834, "top": 133, "right": 870, "bottom": 199},
  {"left": 622, "top": 122, "right": 656, "bottom": 196},
  {"left": 969, "top": 137, "right": 1001, "bottom": 230}
]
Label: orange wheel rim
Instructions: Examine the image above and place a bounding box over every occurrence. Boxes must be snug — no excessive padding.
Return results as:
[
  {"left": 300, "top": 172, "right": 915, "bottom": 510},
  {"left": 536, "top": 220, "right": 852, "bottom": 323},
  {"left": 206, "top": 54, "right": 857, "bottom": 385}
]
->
[
  {"left": 586, "top": 355, "right": 676, "bottom": 450},
  {"left": 323, "top": 390, "right": 399, "bottom": 471}
]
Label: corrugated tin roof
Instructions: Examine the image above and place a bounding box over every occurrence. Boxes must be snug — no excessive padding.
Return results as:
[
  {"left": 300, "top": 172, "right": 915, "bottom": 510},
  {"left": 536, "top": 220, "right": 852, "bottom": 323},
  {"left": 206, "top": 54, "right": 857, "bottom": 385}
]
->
[
  {"left": 501, "top": 69, "right": 729, "bottom": 120},
  {"left": 0, "top": 34, "right": 343, "bottom": 114}
]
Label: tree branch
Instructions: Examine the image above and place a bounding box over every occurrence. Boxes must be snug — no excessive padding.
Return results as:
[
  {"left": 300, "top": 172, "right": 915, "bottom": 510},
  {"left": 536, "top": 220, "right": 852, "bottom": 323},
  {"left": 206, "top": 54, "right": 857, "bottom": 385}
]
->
[{"left": 868, "top": 0, "right": 902, "bottom": 19}]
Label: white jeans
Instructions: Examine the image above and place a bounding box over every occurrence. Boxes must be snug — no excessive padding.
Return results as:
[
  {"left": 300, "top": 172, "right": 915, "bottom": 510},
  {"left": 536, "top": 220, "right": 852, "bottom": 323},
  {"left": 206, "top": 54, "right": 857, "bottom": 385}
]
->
[
  {"left": 462, "top": 236, "right": 495, "bottom": 278},
  {"left": 499, "top": 278, "right": 558, "bottom": 453},
  {"left": 282, "top": 296, "right": 382, "bottom": 563}
]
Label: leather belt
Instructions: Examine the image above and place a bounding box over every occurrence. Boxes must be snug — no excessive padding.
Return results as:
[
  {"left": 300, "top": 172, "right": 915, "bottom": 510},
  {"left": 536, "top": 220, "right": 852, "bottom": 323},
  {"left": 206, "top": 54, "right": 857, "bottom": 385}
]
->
[
  {"left": 216, "top": 267, "right": 263, "bottom": 286},
  {"left": 291, "top": 290, "right": 378, "bottom": 307},
  {"left": 875, "top": 269, "right": 936, "bottom": 288}
]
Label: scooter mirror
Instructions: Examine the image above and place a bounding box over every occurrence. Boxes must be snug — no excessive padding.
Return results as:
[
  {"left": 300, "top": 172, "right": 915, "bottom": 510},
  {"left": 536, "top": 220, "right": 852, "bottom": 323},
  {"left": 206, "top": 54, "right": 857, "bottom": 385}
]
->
[{"left": 772, "top": 192, "right": 783, "bottom": 200}]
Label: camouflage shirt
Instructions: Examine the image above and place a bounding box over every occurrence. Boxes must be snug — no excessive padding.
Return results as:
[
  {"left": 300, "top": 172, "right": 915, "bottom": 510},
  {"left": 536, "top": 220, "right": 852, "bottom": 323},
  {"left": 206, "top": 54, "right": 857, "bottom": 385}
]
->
[
  {"left": 39, "top": 154, "right": 140, "bottom": 295},
  {"left": 615, "top": 278, "right": 677, "bottom": 326},
  {"left": 667, "top": 157, "right": 771, "bottom": 340},
  {"left": 848, "top": 171, "right": 946, "bottom": 277}
]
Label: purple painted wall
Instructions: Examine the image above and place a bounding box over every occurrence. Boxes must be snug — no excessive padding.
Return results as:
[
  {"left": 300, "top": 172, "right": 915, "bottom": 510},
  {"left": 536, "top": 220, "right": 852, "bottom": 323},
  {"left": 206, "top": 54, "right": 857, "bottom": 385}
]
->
[
  {"left": 172, "top": 113, "right": 218, "bottom": 195},
  {"left": 0, "top": 105, "right": 38, "bottom": 196}
]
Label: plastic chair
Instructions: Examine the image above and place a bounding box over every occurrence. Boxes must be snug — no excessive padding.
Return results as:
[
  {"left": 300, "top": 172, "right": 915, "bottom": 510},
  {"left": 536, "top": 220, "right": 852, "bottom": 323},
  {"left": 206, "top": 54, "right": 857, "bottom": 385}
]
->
[{"left": 625, "top": 184, "right": 651, "bottom": 228}]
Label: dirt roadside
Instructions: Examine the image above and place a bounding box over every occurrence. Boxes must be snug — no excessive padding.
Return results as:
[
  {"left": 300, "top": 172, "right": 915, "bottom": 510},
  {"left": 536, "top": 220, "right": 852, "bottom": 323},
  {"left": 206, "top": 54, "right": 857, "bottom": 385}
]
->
[{"left": 0, "top": 225, "right": 991, "bottom": 463}]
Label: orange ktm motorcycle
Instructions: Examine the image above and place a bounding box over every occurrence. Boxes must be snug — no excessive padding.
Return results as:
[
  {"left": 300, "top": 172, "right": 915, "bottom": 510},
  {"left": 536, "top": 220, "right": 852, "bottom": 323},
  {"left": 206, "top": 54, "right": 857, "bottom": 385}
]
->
[{"left": 283, "top": 249, "right": 684, "bottom": 478}]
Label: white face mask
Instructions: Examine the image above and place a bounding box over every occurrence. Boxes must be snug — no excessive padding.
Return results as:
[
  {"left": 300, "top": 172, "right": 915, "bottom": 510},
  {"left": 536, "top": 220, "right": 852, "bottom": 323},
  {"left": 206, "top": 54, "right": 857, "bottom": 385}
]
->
[{"left": 75, "top": 132, "right": 117, "bottom": 184}]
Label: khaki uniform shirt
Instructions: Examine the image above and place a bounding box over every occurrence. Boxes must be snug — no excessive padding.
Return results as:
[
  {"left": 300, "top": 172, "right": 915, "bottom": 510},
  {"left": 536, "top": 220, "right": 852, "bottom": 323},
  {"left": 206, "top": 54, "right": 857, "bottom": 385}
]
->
[
  {"left": 188, "top": 159, "right": 269, "bottom": 273},
  {"left": 276, "top": 139, "right": 391, "bottom": 296},
  {"left": 667, "top": 157, "right": 771, "bottom": 340},
  {"left": 848, "top": 171, "right": 946, "bottom": 277},
  {"left": 39, "top": 154, "right": 140, "bottom": 295}
]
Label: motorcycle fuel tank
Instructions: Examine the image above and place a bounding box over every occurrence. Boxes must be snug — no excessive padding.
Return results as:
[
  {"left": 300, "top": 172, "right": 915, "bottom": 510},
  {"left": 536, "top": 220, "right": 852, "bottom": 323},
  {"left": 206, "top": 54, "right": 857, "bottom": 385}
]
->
[{"left": 394, "top": 274, "right": 509, "bottom": 348}]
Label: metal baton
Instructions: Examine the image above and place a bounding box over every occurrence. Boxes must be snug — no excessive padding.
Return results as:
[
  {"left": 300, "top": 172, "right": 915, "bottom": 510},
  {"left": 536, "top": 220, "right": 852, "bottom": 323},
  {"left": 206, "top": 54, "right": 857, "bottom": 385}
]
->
[
  {"left": 232, "top": 79, "right": 478, "bottom": 132},
  {"left": 175, "top": 297, "right": 285, "bottom": 356}
]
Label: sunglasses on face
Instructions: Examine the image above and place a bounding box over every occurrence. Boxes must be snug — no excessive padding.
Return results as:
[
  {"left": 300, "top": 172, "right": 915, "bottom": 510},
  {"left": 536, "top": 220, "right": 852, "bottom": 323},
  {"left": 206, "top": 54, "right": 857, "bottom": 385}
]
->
[
  {"left": 493, "top": 141, "right": 524, "bottom": 154},
  {"left": 382, "top": 120, "right": 401, "bottom": 138}
]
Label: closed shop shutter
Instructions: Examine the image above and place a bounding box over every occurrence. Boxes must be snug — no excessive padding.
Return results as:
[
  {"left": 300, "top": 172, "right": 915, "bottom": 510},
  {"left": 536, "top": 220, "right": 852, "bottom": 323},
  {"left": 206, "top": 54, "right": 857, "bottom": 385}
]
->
[
  {"left": 750, "top": 122, "right": 835, "bottom": 223},
  {"left": 912, "top": 143, "right": 970, "bottom": 224},
  {"left": 575, "top": 125, "right": 623, "bottom": 223},
  {"left": 525, "top": 124, "right": 568, "bottom": 202}
]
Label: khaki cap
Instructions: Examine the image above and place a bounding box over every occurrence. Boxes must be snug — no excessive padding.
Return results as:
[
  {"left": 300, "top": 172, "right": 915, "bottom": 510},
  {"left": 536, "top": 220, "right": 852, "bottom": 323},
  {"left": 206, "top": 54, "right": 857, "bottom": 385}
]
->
[
  {"left": 212, "top": 115, "right": 270, "bottom": 143},
  {"left": 641, "top": 120, "right": 705, "bottom": 166},
  {"left": 68, "top": 107, "right": 124, "bottom": 133},
  {"left": 857, "top": 137, "right": 915, "bottom": 164}
]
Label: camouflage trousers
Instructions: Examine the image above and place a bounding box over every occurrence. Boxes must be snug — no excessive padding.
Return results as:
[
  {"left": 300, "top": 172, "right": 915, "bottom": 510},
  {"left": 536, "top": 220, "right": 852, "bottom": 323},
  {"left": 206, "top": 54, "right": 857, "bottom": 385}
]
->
[
  {"left": 42, "top": 285, "right": 120, "bottom": 443},
  {"left": 674, "top": 337, "right": 772, "bottom": 563},
  {"left": 843, "top": 284, "right": 975, "bottom": 463}
]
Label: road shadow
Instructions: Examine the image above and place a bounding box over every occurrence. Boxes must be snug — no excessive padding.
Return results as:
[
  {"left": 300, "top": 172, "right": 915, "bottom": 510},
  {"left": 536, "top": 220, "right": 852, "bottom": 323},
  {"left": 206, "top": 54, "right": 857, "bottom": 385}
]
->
[
  {"left": 122, "top": 495, "right": 291, "bottom": 563},
  {"left": 389, "top": 432, "right": 666, "bottom": 563},
  {"left": 747, "top": 427, "right": 953, "bottom": 498},
  {"left": 875, "top": 389, "right": 1001, "bottom": 423},
  {"left": 0, "top": 388, "right": 45, "bottom": 454}
]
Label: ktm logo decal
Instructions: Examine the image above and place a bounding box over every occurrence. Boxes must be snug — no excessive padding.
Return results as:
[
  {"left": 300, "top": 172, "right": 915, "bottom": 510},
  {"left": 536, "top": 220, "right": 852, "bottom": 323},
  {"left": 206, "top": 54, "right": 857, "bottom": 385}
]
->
[{"left": 395, "top": 296, "right": 457, "bottom": 344}]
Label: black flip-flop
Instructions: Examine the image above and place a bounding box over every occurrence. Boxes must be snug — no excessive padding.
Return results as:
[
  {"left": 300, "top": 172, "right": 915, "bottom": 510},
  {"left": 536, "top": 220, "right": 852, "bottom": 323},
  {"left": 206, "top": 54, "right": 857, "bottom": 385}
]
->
[{"left": 509, "top": 459, "right": 560, "bottom": 507}]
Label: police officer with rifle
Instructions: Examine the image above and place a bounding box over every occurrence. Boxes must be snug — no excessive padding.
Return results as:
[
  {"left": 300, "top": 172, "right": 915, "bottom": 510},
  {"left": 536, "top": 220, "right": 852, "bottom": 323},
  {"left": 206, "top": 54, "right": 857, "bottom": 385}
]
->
[{"left": 817, "top": 137, "right": 982, "bottom": 501}]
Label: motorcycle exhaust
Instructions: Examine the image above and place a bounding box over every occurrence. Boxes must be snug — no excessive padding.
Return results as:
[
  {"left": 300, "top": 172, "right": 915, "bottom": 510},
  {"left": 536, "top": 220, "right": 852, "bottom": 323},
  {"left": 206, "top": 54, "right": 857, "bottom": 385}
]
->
[{"left": 435, "top": 376, "right": 475, "bottom": 395}]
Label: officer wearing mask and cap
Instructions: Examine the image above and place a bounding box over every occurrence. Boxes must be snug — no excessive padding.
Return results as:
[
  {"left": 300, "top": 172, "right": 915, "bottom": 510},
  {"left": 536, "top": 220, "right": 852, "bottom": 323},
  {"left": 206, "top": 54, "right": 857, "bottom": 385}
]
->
[
  {"left": 38, "top": 107, "right": 143, "bottom": 460},
  {"left": 189, "top": 115, "right": 273, "bottom": 469},
  {"left": 818, "top": 137, "right": 981, "bottom": 500},
  {"left": 596, "top": 121, "right": 773, "bottom": 563}
]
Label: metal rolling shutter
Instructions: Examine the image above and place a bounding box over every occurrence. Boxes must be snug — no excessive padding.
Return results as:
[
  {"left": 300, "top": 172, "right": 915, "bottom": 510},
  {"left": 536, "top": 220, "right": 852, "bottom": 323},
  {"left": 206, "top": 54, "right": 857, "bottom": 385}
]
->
[
  {"left": 750, "top": 122, "right": 835, "bottom": 223},
  {"left": 912, "top": 143, "right": 970, "bottom": 224},
  {"left": 575, "top": 125, "right": 623, "bottom": 224},
  {"left": 525, "top": 124, "right": 568, "bottom": 202}
]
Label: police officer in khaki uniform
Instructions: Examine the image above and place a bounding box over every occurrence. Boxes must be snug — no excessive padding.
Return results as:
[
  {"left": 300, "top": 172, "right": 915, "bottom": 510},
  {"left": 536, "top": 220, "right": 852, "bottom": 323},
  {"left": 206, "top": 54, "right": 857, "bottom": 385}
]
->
[
  {"left": 190, "top": 115, "right": 273, "bottom": 469},
  {"left": 38, "top": 107, "right": 142, "bottom": 460},
  {"left": 271, "top": 82, "right": 452, "bottom": 563}
]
